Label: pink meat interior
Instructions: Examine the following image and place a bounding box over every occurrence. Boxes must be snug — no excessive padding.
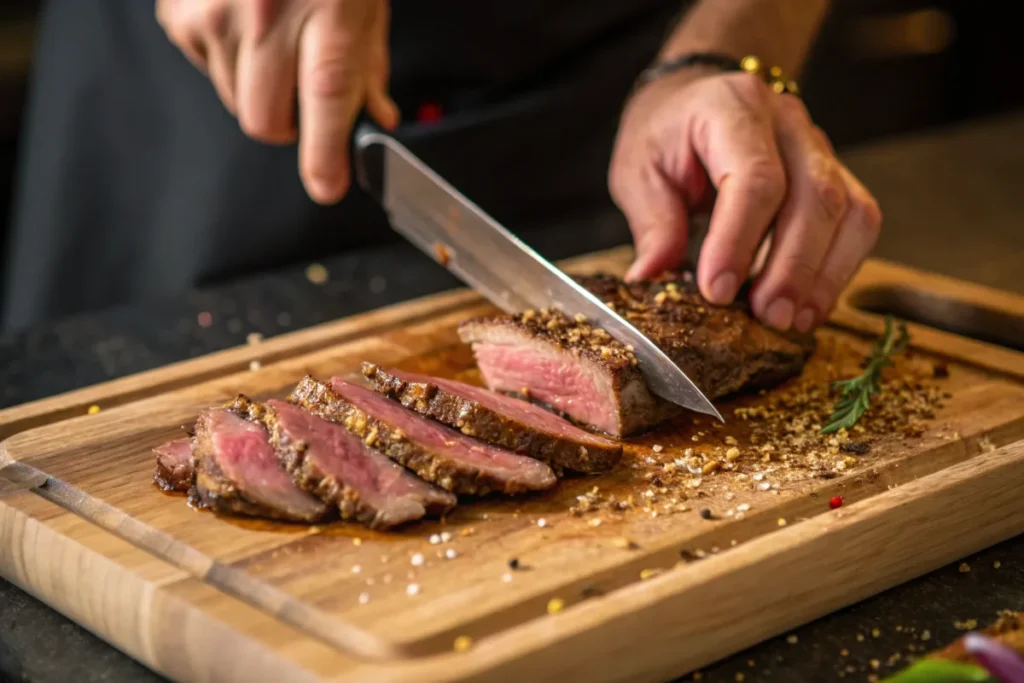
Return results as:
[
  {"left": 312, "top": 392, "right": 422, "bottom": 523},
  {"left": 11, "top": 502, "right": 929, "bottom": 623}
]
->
[
  {"left": 267, "top": 399, "right": 454, "bottom": 519},
  {"left": 153, "top": 437, "right": 192, "bottom": 470},
  {"left": 387, "top": 367, "right": 618, "bottom": 448},
  {"left": 470, "top": 341, "right": 619, "bottom": 434},
  {"left": 330, "top": 379, "right": 556, "bottom": 489},
  {"left": 208, "top": 410, "right": 325, "bottom": 518}
]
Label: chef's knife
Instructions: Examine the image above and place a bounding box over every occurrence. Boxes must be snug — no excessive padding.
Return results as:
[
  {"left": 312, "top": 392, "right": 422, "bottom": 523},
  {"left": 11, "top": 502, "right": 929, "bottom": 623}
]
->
[{"left": 353, "top": 126, "right": 722, "bottom": 420}]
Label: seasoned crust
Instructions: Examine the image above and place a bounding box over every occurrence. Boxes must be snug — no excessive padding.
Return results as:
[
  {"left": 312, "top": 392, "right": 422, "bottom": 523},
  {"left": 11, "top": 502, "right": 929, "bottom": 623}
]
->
[{"left": 361, "top": 363, "right": 622, "bottom": 474}]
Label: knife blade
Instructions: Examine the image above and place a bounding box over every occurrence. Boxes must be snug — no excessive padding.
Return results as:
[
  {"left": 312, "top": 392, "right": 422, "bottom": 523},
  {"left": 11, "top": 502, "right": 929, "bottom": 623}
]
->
[{"left": 353, "top": 126, "right": 722, "bottom": 420}]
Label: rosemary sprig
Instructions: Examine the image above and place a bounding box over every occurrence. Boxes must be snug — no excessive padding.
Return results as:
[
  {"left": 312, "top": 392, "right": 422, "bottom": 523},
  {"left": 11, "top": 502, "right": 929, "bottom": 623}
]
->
[{"left": 820, "top": 316, "right": 910, "bottom": 434}]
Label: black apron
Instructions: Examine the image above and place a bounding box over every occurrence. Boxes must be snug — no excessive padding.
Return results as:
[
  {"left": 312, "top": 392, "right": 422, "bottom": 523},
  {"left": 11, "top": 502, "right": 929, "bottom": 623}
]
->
[{"left": 2, "top": 0, "right": 682, "bottom": 331}]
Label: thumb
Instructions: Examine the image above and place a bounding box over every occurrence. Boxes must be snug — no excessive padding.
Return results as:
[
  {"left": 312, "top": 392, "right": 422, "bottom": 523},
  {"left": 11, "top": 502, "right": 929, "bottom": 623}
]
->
[
  {"left": 611, "top": 156, "right": 690, "bottom": 281},
  {"left": 364, "top": 0, "right": 399, "bottom": 130}
]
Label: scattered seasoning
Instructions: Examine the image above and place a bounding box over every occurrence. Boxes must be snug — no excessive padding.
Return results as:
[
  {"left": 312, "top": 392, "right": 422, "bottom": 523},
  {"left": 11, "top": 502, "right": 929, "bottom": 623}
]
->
[
  {"left": 358, "top": 592, "right": 370, "bottom": 605},
  {"left": 429, "top": 534, "right": 441, "bottom": 545},
  {"left": 453, "top": 635, "right": 473, "bottom": 653},
  {"left": 777, "top": 517, "right": 788, "bottom": 527},
  {"left": 87, "top": 405, "right": 101, "bottom": 415},
  {"left": 445, "top": 548, "right": 458, "bottom": 560},
  {"left": 734, "top": 674, "right": 745, "bottom": 682},
  {"left": 932, "top": 362, "right": 949, "bottom": 378},
  {"left": 351, "top": 565, "right": 362, "bottom": 574},
  {"left": 249, "top": 360, "right": 261, "bottom": 371},
  {"left": 246, "top": 332, "right": 263, "bottom": 345},
  {"left": 872, "top": 628, "right": 881, "bottom": 638},
  {"left": 640, "top": 568, "right": 661, "bottom": 581},
  {"left": 406, "top": 583, "right": 420, "bottom": 596},
  {"left": 840, "top": 648, "right": 849, "bottom": 656},
  {"left": 588, "top": 518, "right": 602, "bottom": 527},
  {"left": 725, "top": 447, "right": 741, "bottom": 462},
  {"left": 411, "top": 553, "right": 424, "bottom": 567},
  {"left": 786, "top": 634, "right": 799, "bottom": 645},
  {"left": 508, "top": 558, "right": 520, "bottom": 570},
  {"left": 736, "top": 503, "right": 751, "bottom": 512},
  {"left": 920, "top": 629, "right": 931, "bottom": 641},
  {"left": 955, "top": 619, "right": 979, "bottom": 631},
  {"left": 840, "top": 441, "right": 871, "bottom": 455},
  {"left": 829, "top": 496, "right": 844, "bottom": 510},
  {"left": 994, "top": 560, "right": 1002, "bottom": 569},
  {"left": 856, "top": 634, "right": 865, "bottom": 642},
  {"left": 440, "top": 531, "right": 453, "bottom": 543},
  {"left": 197, "top": 311, "right": 213, "bottom": 328},
  {"left": 501, "top": 573, "right": 513, "bottom": 583},
  {"left": 699, "top": 508, "right": 713, "bottom": 520},
  {"left": 547, "top": 598, "right": 565, "bottom": 615},
  {"left": 959, "top": 562, "right": 971, "bottom": 573},
  {"left": 434, "top": 243, "right": 452, "bottom": 267},
  {"left": 612, "top": 537, "right": 638, "bottom": 550},
  {"left": 652, "top": 444, "right": 664, "bottom": 453},
  {"left": 352, "top": 538, "right": 362, "bottom": 546},
  {"left": 537, "top": 518, "right": 548, "bottom": 528},
  {"left": 305, "top": 263, "right": 329, "bottom": 284}
]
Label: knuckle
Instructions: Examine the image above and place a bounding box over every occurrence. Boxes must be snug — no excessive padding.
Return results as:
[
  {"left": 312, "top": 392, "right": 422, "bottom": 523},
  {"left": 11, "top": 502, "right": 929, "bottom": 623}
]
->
[
  {"left": 744, "top": 159, "right": 786, "bottom": 204},
  {"left": 305, "top": 54, "right": 360, "bottom": 99},
  {"left": 807, "top": 165, "right": 847, "bottom": 222},
  {"left": 775, "top": 254, "right": 818, "bottom": 291},
  {"left": 201, "top": 3, "right": 232, "bottom": 38}
]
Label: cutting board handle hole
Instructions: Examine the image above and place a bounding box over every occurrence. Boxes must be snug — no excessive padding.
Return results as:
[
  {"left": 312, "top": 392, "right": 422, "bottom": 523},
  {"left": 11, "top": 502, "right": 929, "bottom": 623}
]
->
[{"left": 848, "top": 285, "right": 1024, "bottom": 352}]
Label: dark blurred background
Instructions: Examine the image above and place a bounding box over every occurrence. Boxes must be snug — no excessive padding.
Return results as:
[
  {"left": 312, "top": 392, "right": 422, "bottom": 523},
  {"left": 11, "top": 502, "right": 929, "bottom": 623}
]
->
[{"left": 0, "top": 0, "right": 1019, "bottom": 314}]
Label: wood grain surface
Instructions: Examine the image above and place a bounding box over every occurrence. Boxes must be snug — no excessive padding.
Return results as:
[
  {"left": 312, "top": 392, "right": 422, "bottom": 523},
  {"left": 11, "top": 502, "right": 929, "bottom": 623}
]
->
[{"left": 2, "top": 248, "right": 1023, "bottom": 682}]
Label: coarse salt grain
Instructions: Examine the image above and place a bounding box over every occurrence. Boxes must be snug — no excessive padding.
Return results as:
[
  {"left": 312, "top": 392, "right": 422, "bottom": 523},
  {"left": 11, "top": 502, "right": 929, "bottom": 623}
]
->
[
  {"left": 537, "top": 518, "right": 547, "bottom": 528},
  {"left": 406, "top": 583, "right": 420, "bottom": 596},
  {"left": 786, "top": 634, "right": 798, "bottom": 644},
  {"left": 958, "top": 562, "right": 971, "bottom": 573},
  {"left": 758, "top": 482, "right": 771, "bottom": 491},
  {"left": 547, "top": 598, "right": 564, "bottom": 614},
  {"left": 588, "top": 519, "right": 602, "bottom": 527},
  {"left": 502, "top": 573, "right": 513, "bottom": 583},
  {"left": 440, "top": 531, "right": 452, "bottom": 542},
  {"left": 411, "top": 553, "right": 424, "bottom": 567},
  {"left": 352, "top": 538, "right": 362, "bottom": 546},
  {"left": 249, "top": 360, "right": 261, "bottom": 371},
  {"left": 652, "top": 444, "right": 664, "bottom": 453},
  {"left": 777, "top": 518, "right": 787, "bottom": 527},
  {"left": 445, "top": 548, "right": 458, "bottom": 560},
  {"left": 429, "top": 534, "right": 441, "bottom": 545},
  {"left": 737, "top": 503, "right": 751, "bottom": 512},
  {"left": 246, "top": 332, "right": 263, "bottom": 345},
  {"left": 453, "top": 636, "right": 473, "bottom": 653},
  {"left": 358, "top": 592, "right": 370, "bottom": 605},
  {"left": 351, "top": 565, "right": 362, "bottom": 574}
]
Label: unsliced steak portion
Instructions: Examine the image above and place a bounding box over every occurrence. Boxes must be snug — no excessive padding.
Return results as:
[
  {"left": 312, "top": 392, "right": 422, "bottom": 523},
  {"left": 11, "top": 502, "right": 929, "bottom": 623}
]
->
[
  {"left": 458, "top": 271, "right": 816, "bottom": 436},
  {"left": 192, "top": 408, "right": 328, "bottom": 522},
  {"left": 361, "top": 363, "right": 622, "bottom": 474},
  {"left": 289, "top": 376, "right": 557, "bottom": 495},
  {"left": 153, "top": 437, "right": 194, "bottom": 493},
  {"left": 231, "top": 396, "right": 455, "bottom": 528}
]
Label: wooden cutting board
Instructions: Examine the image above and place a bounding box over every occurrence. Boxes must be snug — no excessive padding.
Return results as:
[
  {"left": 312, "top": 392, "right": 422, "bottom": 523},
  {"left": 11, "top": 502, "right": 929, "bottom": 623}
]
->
[{"left": 2, "top": 247, "right": 1024, "bottom": 683}]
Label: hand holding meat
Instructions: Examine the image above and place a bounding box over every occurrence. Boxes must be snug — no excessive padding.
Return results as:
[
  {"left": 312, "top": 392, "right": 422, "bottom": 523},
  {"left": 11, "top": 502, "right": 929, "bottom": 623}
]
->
[
  {"left": 609, "top": 69, "right": 882, "bottom": 333},
  {"left": 156, "top": 0, "right": 398, "bottom": 204}
]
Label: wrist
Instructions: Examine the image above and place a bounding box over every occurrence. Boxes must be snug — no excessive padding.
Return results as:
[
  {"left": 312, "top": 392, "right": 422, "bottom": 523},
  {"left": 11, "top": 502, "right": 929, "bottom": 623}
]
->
[{"left": 633, "top": 51, "right": 800, "bottom": 98}]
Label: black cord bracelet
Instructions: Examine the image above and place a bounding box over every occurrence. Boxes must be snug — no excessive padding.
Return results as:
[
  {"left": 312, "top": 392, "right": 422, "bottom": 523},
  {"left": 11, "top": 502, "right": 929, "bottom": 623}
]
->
[{"left": 634, "top": 51, "right": 801, "bottom": 96}]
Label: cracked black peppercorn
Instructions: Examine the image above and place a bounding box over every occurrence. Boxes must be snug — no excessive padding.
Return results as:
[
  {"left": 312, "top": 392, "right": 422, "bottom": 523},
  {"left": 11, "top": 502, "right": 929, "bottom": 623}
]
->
[
  {"left": 508, "top": 558, "right": 520, "bottom": 570},
  {"left": 699, "top": 508, "right": 712, "bottom": 520}
]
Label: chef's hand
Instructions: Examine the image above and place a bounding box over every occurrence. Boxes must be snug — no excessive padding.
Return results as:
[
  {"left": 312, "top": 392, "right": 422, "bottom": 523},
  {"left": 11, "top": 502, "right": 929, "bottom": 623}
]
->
[
  {"left": 156, "top": 0, "right": 397, "bottom": 204},
  {"left": 609, "top": 69, "right": 882, "bottom": 333}
]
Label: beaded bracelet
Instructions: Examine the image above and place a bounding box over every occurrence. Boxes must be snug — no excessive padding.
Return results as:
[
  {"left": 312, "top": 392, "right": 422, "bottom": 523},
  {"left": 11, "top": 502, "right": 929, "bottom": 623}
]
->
[{"left": 634, "top": 51, "right": 800, "bottom": 96}]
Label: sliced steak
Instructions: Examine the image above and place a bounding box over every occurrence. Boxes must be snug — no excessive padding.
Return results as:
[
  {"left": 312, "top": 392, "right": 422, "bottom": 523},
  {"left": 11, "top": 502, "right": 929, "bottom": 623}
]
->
[
  {"left": 361, "top": 363, "right": 622, "bottom": 473},
  {"left": 289, "top": 376, "right": 557, "bottom": 496},
  {"left": 192, "top": 408, "right": 328, "bottom": 522},
  {"left": 458, "top": 271, "right": 816, "bottom": 436},
  {"left": 153, "top": 437, "right": 194, "bottom": 493},
  {"left": 231, "top": 396, "right": 455, "bottom": 528}
]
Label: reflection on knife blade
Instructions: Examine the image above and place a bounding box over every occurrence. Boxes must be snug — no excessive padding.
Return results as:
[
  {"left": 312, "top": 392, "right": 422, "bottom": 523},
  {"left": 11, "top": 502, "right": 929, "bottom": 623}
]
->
[{"left": 354, "top": 127, "right": 723, "bottom": 420}]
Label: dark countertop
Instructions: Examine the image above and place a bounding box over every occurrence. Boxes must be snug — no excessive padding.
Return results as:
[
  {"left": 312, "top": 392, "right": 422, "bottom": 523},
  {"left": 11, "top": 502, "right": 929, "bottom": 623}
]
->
[{"left": 2, "top": 112, "right": 1024, "bottom": 683}]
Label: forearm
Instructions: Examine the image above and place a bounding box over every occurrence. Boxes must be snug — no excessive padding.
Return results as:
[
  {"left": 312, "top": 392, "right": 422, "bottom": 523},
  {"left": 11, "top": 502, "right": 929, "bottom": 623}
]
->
[{"left": 660, "top": 0, "right": 830, "bottom": 76}]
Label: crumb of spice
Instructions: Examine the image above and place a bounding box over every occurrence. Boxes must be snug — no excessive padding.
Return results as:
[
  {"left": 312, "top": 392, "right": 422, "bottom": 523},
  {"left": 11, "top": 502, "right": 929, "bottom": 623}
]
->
[
  {"left": 358, "top": 592, "right": 370, "bottom": 605},
  {"left": 249, "top": 360, "right": 261, "bottom": 371},
  {"left": 429, "top": 534, "right": 441, "bottom": 545},
  {"left": 305, "top": 263, "right": 329, "bottom": 284},
  {"left": 406, "top": 583, "right": 420, "bottom": 596},
  {"left": 639, "top": 568, "right": 661, "bottom": 581},
  {"left": 434, "top": 243, "right": 452, "bottom": 267},
  {"left": 920, "top": 629, "right": 931, "bottom": 641},
  {"left": 786, "top": 635, "right": 798, "bottom": 644},
  {"left": 453, "top": 635, "right": 473, "bottom": 652},
  {"left": 536, "top": 518, "right": 547, "bottom": 528},
  {"left": 445, "top": 548, "right": 458, "bottom": 560},
  {"left": 547, "top": 598, "right": 565, "bottom": 615},
  {"left": 829, "top": 496, "right": 844, "bottom": 509},
  {"left": 411, "top": 553, "right": 424, "bottom": 567},
  {"left": 871, "top": 628, "right": 881, "bottom": 638},
  {"left": 958, "top": 562, "right": 971, "bottom": 573},
  {"left": 508, "top": 558, "right": 520, "bottom": 570},
  {"left": 612, "top": 537, "right": 637, "bottom": 550},
  {"left": 351, "top": 565, "right": 361, "bottom": 574},
  {"left": 699, "top": 508, "right": 713, "bottom": 520},
  {"left": 777, "top": 517, "right": 788, "bottom": 527},
  {"left": 994, "top": 560, "right": 1002, "bottom": 569},
  {"left": 246, "top": 332, "right": 263, "bottom": 345},
  {"left": 840, "top": 648, "right": 849, "bottom": 656},
  {"left": 352, "top": 538, "right": 362, "bottom": 546},
  {"left": 734, "top": 674, "right": 744, "bottom": 682},
  {"left": 87, "top": 405, "right": 101, "bottom": 415},
  {"left": 652, "top": 444, "right": 664, "bottom": 453},
  {"left": 440, "top": 531, "right": 452, "bottom": 543}
]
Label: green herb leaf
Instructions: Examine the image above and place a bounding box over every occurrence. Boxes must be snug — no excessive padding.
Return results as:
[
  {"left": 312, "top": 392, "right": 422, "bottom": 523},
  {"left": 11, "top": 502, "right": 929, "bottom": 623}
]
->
[{"left": 820, "top": 316, "right": 910, "bottom": 434}]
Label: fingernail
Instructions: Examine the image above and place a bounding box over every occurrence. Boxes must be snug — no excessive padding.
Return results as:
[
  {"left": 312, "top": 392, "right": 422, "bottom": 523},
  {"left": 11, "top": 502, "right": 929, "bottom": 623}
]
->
[
  {"left": 794, "top": 307, "right": 816, "bottom": 334},
  {"left": 708, "top": 272, "right": 738, "bottom": 305},
  {"left": 764, "top": 298, "right": 795, "bottom": 331}
]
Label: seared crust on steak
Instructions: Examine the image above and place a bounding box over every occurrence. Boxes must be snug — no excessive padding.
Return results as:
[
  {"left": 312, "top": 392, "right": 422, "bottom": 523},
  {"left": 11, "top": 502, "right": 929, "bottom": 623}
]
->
[
  {"left": 458, "top": 270, "right": 816, "bottom": 436},
  {"left": 361, "top": 363, "right": 622, "bottom": 473},
  {"left": 230, "top": 395, "right": 455, "bottom": 528},
  {"left": 289, "top": 376, "right": 557, "bottom": 496}
]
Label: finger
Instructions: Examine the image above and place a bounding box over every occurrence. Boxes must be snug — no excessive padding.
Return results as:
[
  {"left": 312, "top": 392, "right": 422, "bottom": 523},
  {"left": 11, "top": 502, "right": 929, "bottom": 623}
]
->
[
  {"left": 298, "top": 5, "right": 369, "bottom": 204},
  {"left": 693, "top": 75, "right": 787, "bottom": 306},
  {"left": 364, "top": 0, "right": 399, "bottom": 130},
  {"left": 610, "top": 153, "right": 691, "bottom": 281},
  {"left": 206, "top": 37, "right": 240, "bottom": 115},
  {"left": 236, "top": 13, "right": 298, "bottom": 143},
  {"left": 804, "top": 165, "right": 882, "bottom": 325},
  {"left": 156, "top": 1, "right": 209, "bottom": 73},
  {"left": 751, "top": 97, "right": 846, "bottom": 332}
]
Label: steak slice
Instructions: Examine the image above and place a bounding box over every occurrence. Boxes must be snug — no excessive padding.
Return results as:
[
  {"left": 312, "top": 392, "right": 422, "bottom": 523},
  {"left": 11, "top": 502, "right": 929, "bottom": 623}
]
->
[
  {"left": 153, "top": 437, "right": 194, "bottom": 493},
  {"left": 458, "top": 271, "right": 816, "bottom": 436},
  {"left": 192, "top": 408, "right": 329, "bottom": 522},
  {"left": 289, "top": 376, "right": 558, "bottom": 496},
  {"left": 361, "top": 363, "right": 622, "bottom": 473},
  {"left": 232, "top": 396, "right": 455, "bottom": 528}
]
